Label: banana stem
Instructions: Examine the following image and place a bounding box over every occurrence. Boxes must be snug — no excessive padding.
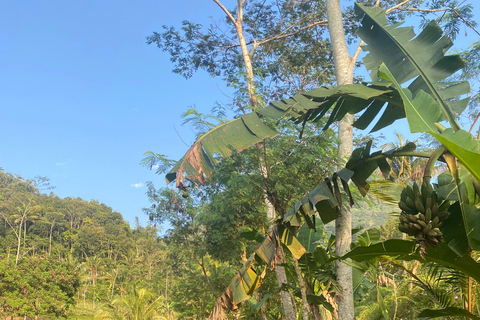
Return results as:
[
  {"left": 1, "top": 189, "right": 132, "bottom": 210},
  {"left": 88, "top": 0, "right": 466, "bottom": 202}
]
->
[
  {"left": 434, "top": 122, "right": 446, "bottom": 133},
  {"left": 422, "top": 146, "right": 446, "bottom": 185}
]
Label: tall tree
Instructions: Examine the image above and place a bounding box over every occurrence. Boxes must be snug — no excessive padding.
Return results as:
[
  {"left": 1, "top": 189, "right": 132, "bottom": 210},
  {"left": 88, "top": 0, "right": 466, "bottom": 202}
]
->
[
  {"left": 147, "top": 1, "right": 336, "bottom": 318},
  {"left": 325, "top": 0, "right": 355, "bottom": 318}
]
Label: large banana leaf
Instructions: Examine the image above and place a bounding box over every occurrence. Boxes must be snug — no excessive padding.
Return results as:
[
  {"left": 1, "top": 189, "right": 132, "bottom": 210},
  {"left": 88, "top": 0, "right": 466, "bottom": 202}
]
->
[
  {"left": 165, "top": 113, "right": 278, "bottom": 187},
  {"left": 296, "top": 223, "right": 324, "bottom": 253},
  {"left": 167, "top": 83, "right": 398, "bottom": 187},
  {"left": 274, "top": 83, "right": 403, "bottom": 133},
  {"left": 380, "top": 62, "right": 480, "bottom": 184},
  {"left": 437, "top": 169, "right": 480, "bottom": 254},
  {"left": 342, "top": 239, "right": 480, "bottom": 283},
  {"left": 355, "top": 3, "right": 470, "bottom": 130},
  {"left": 378, "top": 62, "right": 480, "bottom": 181},
  {"left": 209, "top": 224, "right": 312, "bottom": 316},
  {"left": 292, "top": 3, "right": 470, "bottom": 134}
]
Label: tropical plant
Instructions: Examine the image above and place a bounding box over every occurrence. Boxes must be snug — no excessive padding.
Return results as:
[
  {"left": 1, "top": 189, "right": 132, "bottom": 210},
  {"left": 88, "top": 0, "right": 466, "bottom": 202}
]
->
[{"left": 94, "top": 287, "right": 166, "bottom": 320}]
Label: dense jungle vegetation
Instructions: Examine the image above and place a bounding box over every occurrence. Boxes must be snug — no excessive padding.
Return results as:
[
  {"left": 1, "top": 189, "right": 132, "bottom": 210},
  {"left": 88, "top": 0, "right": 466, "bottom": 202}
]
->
[{"left": 0, "top": 168, "right": 408, "bottom": 319}]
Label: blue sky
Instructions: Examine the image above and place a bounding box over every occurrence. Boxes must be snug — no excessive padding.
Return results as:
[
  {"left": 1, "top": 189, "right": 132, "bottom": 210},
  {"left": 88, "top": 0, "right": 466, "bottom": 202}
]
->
[
  {"left": 1, "top": 1, "right": 478, "bottom": 228},
  {"left": 0, "top": 0, "right": 232, "bottom": 227}
]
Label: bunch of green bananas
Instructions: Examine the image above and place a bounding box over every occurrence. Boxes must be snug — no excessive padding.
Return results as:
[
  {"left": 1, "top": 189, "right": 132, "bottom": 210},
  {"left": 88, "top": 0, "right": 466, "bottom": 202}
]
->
[{"left": 398, "top": 182, "right": 450, "bottom": 247}]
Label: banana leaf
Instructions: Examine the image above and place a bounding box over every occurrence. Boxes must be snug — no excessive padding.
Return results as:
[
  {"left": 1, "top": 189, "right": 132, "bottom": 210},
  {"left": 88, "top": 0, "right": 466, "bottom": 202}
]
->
[
  {"left": 436, "top": 169, "right": 480, "bottom": 254},
  {"left": 355, "top": 3, "right": 470, "bottom": 130},
  {"left": 288, "top": 83, "right": 403, "bottom": 133},
  {"left": 166, "top": 113, "right": 278, "bottom": 187},
  {"left": 296, "top": 223, "right": 324, "bottom": 253},
  {"left": 167, "top": 83, "right": 399, "bottom": 187},
  {"left": 417, "top": 307, "right": 480, "bottom": 320},
  {"left": 342, "top": 239, "right": 480, "bottom": 283}
]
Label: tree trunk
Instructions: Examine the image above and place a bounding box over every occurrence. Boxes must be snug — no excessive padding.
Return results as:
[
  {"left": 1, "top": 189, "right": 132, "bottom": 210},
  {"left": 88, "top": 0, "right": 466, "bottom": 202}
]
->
[
  {"left": 261, "top": 156, "right": 296, "bottom": 320},
  {"left": 275, "top": 247, "right": 296, "bottom": 320},
  {"left": 306, "top": 282, "right": 323, "bottom": 320},
  {"left": 212, "top": 1, "right": 298, "bottom": 317},
  {"left": 23, "top": 218, "right": 27, "bottom": 250},
  {"left": 293, "top": 256, "right": 310, "bottom": 320},
  {"left": 49, "top": 223, "right": 54, "bottom": 256},
  {"left": 111, "top": 269, "right": 118, "bottom": 300},
  {"left": 15, "top": 221, "right": 22, "bottom": 265},
  {"left": 234, "top": 20, "right": 256, "bottom": 106},
  {"left": 325, "top": 0, "right": 355, "bottom": 319}
]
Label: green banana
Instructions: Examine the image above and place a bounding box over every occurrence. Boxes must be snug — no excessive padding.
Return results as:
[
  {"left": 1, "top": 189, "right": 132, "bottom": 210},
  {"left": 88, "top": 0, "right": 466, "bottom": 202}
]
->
[
  {"left": 407, "top": 215, "right": 418, "bottom": 223},
  {"left": 418, "top": 213, "right": 426, "bottom": 222},
  {"left": 417, "top": 220, "right": 427, "bottom": 229},
  {"left": 425, "top": 207, "right": 432, "bottom": 222},
  {"left": 431, "top": 217, "right": 440, "bottom": 228},
  {"left": 410, "top": 223, "right": 422, "bottom": 231},
  {"left": 415, "top": 198, "right": 426, "bottom": 214}
]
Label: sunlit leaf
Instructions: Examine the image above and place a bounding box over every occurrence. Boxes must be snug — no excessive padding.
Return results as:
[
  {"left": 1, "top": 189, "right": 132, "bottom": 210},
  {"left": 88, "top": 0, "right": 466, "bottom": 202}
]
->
[
  {"left": 343, "top": 239, "right": 480, "bottom": 283},
  {"left": 296, "top": 223, "right": 324, "bottom": 253},
  {"left": 280, "top": 226, "right": 306, "bottom": 260},
  {"left": 356, "top": 3, "right": 469, "bottom": 129},
  {"left": 166, "top": 113, "right": 278, "bottom": 187}
]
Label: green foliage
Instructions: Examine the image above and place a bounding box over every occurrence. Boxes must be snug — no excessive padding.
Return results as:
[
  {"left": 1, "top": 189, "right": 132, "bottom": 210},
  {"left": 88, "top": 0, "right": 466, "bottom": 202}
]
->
[
  {"left": 147, "top": 0, "right": 335, "bottom": 105},
  {"left": 1, "top": 1, "right": 478, "bottom": 319},
  {"left": 162, "top": 5, "right": 480, "bottom": 317},
  {"left": 0, "top": 256, "right": 79, "bottom": 319},
  {"left": 95, "top": 287, "right": 166, "bottom": 320}
]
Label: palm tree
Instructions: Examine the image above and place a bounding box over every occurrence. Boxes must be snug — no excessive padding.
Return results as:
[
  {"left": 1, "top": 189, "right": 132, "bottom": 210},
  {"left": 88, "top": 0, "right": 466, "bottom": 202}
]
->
[
  {"left": 94, "top": 287, "right": 167, "bottom": 320},
  {"left": 0, "top": 194, "right": 40, "bottom": 264},
  {"left": 81, "top": 254, "right": 103, "bottom": 309}
]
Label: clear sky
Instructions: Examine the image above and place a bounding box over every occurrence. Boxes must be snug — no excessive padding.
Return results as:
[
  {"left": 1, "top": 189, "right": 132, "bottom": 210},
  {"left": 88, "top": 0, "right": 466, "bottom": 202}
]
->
[
  {"left": 0, "top": 0, "right": 233, "bottom": 227},
  {"left": 1, "top": 1, "right": 478, "bottom": 228}
]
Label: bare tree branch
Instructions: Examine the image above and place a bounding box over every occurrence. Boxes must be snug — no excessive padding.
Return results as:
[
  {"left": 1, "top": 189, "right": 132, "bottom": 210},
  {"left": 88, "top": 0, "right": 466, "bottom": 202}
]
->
[
  {"left": 212, "top": 0, "right": 237, "bottom": 25},
  {"left": 351, "top": 40, "right": 365, "bottom": 66},
  {"left": 469, "top": 112, "right": 480, "bottom": 134},
  {"left": 237, "top": 0, "right": 244, "bottom": 23},
  {"left": 394, "top": 5, "right": 480, "bottom": 36},
  {"left": 397, "top": 7, "right": 451, "bottom": 13},
  {"left": 224, "top": 19, "right": 328, "bottom": 51},
  {"left": 386, "top": 0, "right": 412, "bottom": 14},
  {"left": 452, "top": 8, "right": 480, "bottom": 36},
  {"left": 257, "top": 20, "right": 328, "bottom": 46}
]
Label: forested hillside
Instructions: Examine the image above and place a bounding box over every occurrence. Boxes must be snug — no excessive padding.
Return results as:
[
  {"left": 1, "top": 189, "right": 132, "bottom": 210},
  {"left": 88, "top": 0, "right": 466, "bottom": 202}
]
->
[{"left": 0, "top": 170, "right": 169, "bottom": 319}]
